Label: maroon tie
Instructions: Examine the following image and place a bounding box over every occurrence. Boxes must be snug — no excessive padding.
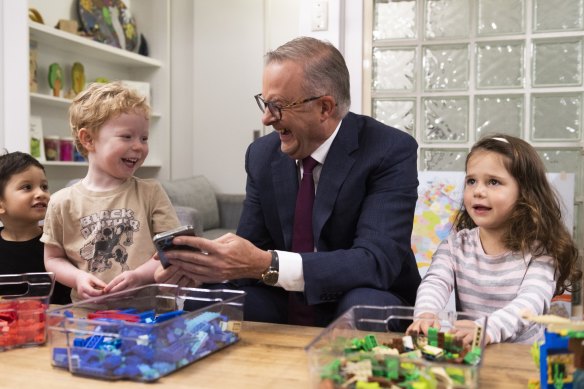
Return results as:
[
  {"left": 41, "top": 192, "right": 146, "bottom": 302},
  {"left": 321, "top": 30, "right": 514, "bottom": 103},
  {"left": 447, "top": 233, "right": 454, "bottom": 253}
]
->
[
  {"left": 292, "top": 156, "right": 319, "bottom": 252},
  {"left": 289, "top": 156, "right": 318, "bottom": 326}
]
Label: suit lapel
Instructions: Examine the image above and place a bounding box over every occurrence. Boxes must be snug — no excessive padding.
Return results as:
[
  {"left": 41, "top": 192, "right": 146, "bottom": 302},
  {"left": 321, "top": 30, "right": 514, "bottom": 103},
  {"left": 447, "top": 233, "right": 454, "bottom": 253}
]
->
[
  {"left": 313, "top": 113, "right": 360, "bottom": 244},
  {"left": 272, "top": 153, "right": 298, "bottom": 250}
]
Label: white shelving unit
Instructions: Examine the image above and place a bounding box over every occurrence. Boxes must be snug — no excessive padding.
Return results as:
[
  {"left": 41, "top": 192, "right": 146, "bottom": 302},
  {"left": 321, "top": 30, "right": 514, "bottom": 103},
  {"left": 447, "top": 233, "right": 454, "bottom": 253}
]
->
[
  {"left": 26, "top": 0, "right": 170, "bottom": 191},
  {"left": 29, "top": 22, "right": 162, "bottom": 68}
]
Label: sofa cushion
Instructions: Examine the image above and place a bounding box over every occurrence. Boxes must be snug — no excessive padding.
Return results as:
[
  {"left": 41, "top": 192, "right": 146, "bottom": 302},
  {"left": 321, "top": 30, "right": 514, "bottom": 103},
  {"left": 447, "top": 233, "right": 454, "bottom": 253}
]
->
[{"left": 161, "top": 176, "right": 220, "bottom": 230}]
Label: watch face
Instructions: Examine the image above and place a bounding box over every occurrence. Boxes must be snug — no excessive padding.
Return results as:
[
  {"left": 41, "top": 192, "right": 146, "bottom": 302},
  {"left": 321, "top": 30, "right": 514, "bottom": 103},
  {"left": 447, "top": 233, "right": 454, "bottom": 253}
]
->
[{"left": 262, "top": 270, "right": 278, "bottom": 286}]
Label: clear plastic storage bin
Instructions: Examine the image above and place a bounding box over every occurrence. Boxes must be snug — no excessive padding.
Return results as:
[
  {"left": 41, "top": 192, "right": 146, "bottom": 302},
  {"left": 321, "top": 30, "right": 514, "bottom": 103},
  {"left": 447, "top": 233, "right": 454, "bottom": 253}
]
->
[
  {"left": 0, "top": 272, "right": 55, "bottom": 351},
  {"left": 47, "top": 284, "right": 245, "bottom": 381},
  {"left": 305, "top": 305, "right": 488, "bottom": 389}
]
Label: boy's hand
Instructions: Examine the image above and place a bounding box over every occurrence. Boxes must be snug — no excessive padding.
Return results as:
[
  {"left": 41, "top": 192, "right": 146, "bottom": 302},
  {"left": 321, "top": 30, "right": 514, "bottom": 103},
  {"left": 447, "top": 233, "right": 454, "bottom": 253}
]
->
[
  {"left": 103, "top": 270, "right": 145, "bottom": 294},
  {"left": 406, "top": 312, "right": 440, "bottom": 336},
  {"left": 76, "top": 273, "right": 107, "bottom": 300},
  {"left": 154, "top": 262, "right": 202, "bottom": 288}
]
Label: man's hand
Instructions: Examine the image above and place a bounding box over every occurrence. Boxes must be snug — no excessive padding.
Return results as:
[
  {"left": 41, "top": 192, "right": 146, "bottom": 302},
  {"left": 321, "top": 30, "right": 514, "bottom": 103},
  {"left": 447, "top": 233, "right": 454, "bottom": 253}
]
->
[{"left": 159, "top": 233, "right": 271, "bottom": 283}]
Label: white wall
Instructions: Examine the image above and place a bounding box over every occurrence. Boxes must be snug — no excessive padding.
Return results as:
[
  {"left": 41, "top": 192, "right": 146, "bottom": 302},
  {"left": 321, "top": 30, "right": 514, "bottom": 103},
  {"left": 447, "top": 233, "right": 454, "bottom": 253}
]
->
[
  {"left": 190, "top": 0, "right": 362, "bottom": 194},
  {"left": 191, "top": 0, "right": 302, "bottom": 194},
  {"left": 170, "top": 0, "right": 194, "bottom": 180},
  {"left": 298, "top": 0, "right": 363, "bottom": 114},
  {"left": 0, "top": 0, "right": 29, "bottom": 153}
]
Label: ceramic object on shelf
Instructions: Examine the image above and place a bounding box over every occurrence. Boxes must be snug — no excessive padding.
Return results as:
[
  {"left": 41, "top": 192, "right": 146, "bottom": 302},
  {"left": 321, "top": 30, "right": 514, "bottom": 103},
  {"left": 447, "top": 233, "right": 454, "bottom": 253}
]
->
[{"left": 77, "top": 0, "right": 140, "bottom": 52}]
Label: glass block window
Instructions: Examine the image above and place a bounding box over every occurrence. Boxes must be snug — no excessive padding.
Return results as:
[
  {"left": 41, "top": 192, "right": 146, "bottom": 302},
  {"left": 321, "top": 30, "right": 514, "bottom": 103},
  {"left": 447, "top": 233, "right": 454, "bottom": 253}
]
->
[
  {"left": 372, "top": 48, "right": 416, "bottom": 91},
  {"left": 533, "top": 0, "right": 584, "bottom": 32},
  {"left": 373, "top": 99, "right": 416, "bottom": 135},
  {"left": 477, "top": 0, "right": 525, "bottom": 36},
  {"left": 476, "top": 41, "right": 524, "bottom": 88},
  {"left": 475, "top": 95, "right": 523, "bottom": 138},
  {"left": 423, "top": 44, "right": 469, "bottom": 91},
  {"left": 532, "top": 38, "right": 583, "bottom": 87},
  {"left": 423, "top": 97, "right": 468, "bottom": 142},
  {"left": 365, "top": 0, "right": 584, "bottom": 254}
]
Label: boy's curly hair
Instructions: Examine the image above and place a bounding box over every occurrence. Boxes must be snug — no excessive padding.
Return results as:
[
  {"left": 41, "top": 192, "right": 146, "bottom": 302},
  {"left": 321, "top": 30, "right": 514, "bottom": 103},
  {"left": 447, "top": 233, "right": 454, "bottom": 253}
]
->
[{"left": 69, "top": 81, "right": 151, "bottom": 157}]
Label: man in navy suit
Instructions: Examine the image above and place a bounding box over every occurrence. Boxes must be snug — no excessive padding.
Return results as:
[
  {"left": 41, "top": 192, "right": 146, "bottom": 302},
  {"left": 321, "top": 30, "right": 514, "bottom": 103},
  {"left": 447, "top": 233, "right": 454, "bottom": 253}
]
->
[{"left": 155, "top": 37, "right": 420, "bottom": 326}]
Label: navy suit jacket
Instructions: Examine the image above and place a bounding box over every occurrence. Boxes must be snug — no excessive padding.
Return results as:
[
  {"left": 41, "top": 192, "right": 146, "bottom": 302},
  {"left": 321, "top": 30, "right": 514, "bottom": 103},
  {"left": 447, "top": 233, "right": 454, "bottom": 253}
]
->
[{"left": 237, "top": 112, "right": 421, "bottom": 306}]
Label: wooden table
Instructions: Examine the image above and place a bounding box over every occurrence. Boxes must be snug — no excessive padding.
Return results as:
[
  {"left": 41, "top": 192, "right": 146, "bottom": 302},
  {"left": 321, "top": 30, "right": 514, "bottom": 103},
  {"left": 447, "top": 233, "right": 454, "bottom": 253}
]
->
[{"left": 0, "top": 321, "right": 538, "bottom": 388}]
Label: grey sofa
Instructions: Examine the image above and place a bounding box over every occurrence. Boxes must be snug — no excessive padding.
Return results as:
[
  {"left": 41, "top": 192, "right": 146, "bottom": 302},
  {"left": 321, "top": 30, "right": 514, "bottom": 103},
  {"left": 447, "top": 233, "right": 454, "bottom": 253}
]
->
[{"left": 160, "top": 175, "right": 245, "bottom": 239}]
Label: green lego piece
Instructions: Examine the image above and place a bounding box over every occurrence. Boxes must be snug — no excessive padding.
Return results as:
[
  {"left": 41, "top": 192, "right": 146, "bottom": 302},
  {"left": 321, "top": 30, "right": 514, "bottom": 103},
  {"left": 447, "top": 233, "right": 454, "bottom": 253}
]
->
[
  {"left": 363, "top": 334, "right": 378, "bottom": 351},
  {"left": 568, "top": 330, "right": 584, "bottom": 339},
  {"left": 463, "top": 347, "right": 482, "bottom": 365},
  {"left": 385, "top": 357, "right": 399, "bottom": 380},
  {"left": 428, "top": 327, "right": 438, "bottom": 347},
  {"left": 445, "top": 367, "right": 466, "bottom": 385},
  {"left": 320, "top": 358, "right": 342, "bottom": 383},
  {"left": 444, "top": 332, "right": 454, "bottom": 351}
]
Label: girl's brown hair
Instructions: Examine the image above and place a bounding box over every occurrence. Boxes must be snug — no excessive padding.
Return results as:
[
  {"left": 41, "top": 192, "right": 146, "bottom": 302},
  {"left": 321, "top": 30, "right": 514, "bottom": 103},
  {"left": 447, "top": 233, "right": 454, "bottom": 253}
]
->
[{"left": 453, "top": 133, "right": 581, "bottom": 295}]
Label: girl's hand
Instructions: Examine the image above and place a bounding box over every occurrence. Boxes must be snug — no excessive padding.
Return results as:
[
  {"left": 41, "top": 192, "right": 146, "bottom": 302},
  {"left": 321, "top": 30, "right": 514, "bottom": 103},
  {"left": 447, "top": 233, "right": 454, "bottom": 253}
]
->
[
  {"left": 450, "top": 320, "right": 490, "bottom": 347},
  {"left": 76, "top": 273, "right": 107, "bottom": 300},
  {"left": 406, "top": 312, "right": 441, "bottom": 335}
]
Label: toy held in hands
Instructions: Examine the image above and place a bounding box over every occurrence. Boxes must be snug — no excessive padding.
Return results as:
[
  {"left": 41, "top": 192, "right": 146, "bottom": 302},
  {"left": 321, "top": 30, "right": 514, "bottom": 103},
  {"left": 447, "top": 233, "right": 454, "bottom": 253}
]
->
[{"left": 153, "top": 225, "right": 200, "bottom": 268}]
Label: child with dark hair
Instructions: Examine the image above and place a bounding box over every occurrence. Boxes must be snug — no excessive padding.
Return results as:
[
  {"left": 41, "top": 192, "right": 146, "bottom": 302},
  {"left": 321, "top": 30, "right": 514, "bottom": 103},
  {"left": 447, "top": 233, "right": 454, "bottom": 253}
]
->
[
  {"left": 0, "top": 151, "right": 70, "bottom": 304},
  {"left": 408, "top": 134, "right": 581, "bottom": 344}
]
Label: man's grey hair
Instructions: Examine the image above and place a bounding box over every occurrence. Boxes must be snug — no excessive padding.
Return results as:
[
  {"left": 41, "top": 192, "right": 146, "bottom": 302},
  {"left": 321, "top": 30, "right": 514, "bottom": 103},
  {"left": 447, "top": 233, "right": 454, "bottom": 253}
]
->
[{"left": 265, "top": 37, "right": 351, "bottom": 118}]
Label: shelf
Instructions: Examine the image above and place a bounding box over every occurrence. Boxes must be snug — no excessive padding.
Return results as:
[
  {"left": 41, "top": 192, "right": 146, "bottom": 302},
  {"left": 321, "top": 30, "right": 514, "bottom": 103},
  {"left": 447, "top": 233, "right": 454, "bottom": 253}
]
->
[
  {"left": 30, "top": 92, "right": 71, "bottom": 108},
  {"left": 29, "top": 22, "right": 162, "bottom": 69},
  {"left": 30, "top": 93, "right": 161, "bottom": 118}
]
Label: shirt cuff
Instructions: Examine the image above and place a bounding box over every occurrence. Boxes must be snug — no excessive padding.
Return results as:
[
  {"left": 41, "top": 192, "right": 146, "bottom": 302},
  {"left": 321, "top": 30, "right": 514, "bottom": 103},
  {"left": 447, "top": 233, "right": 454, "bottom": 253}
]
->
[{"left": 275, "top": 250, "right": 304, "bottom": 292}]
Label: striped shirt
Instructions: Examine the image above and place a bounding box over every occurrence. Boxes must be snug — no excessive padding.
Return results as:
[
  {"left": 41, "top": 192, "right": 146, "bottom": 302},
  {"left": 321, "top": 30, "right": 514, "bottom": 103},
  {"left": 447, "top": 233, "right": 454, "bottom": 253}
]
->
[{"left": 414, "top": 227, "right": 556, "bottom": 344}]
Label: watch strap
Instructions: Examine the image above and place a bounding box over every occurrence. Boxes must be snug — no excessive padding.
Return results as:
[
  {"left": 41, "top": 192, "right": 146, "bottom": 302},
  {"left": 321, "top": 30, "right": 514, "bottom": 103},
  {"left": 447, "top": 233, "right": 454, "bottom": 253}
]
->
[{"left": 261, "top": 250, "right": 279, "bottom": 285}]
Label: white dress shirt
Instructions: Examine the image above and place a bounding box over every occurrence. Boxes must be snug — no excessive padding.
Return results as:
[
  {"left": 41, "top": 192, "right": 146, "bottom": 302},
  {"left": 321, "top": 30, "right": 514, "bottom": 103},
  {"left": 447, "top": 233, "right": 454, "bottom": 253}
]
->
[{"left": 275, "top": 121, "right": 341, "bottom": 292}]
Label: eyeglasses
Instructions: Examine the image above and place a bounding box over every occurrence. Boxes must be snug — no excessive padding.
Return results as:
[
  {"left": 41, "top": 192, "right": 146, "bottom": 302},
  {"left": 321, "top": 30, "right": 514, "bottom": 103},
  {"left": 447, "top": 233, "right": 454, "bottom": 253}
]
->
[{"left": 254, "top": 94, "right": 325, "bottom": 121}]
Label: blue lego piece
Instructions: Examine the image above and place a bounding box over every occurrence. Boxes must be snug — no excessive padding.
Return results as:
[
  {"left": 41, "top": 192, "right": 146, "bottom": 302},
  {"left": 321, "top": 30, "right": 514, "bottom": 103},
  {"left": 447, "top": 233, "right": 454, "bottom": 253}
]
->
[
  {"left": 138, "top": 364, "right": 161, "bottom": 380},
  {"left": 127, "top": 343, "right": 155, "bottom": 362},
  {"left": 154, "top": 310, "right": 184, "bottom": 323},
  {"left": 152, "top": 361, "right": 175, "bottom": 376},
  {"left": 83, "top": 334, "right": 104, "bottom": 349},
  {"left": 52, "top": 347, "right": 69, "bottom": 368},
  {"left": 137, "top": 310, "right": 156, "bottom": 323},
  {"left": 103, "top": 353, "right": 123, "bottom": 369},
  {"left": 185, "top": 312, "right": 221, "bottom": 332}
]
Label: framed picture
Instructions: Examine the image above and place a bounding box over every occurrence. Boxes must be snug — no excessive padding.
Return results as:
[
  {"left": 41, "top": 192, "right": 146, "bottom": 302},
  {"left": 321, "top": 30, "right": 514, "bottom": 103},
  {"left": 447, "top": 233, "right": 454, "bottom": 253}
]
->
[{"left": 30, "top": 116, "right": 45, "bottom": 161}]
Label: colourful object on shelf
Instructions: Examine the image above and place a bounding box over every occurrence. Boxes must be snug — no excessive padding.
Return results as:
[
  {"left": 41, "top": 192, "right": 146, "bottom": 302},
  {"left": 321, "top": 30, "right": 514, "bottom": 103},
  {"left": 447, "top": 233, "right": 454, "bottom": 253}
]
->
[
  {"left": 48, "top": 63, "right": 63, "bottom": 97},
  {"left": 71, "top": 62, "right": 85, "bottom": 94},
  {"left": 77, "top": 0, "right": 140, "bottom": 52}
]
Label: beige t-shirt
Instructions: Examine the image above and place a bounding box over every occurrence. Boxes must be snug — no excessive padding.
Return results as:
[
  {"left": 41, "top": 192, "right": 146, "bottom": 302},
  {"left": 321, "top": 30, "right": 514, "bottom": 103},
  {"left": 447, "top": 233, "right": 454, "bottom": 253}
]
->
[{"left": 41, "top": 177, "right": 180, "bottom": 301}]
